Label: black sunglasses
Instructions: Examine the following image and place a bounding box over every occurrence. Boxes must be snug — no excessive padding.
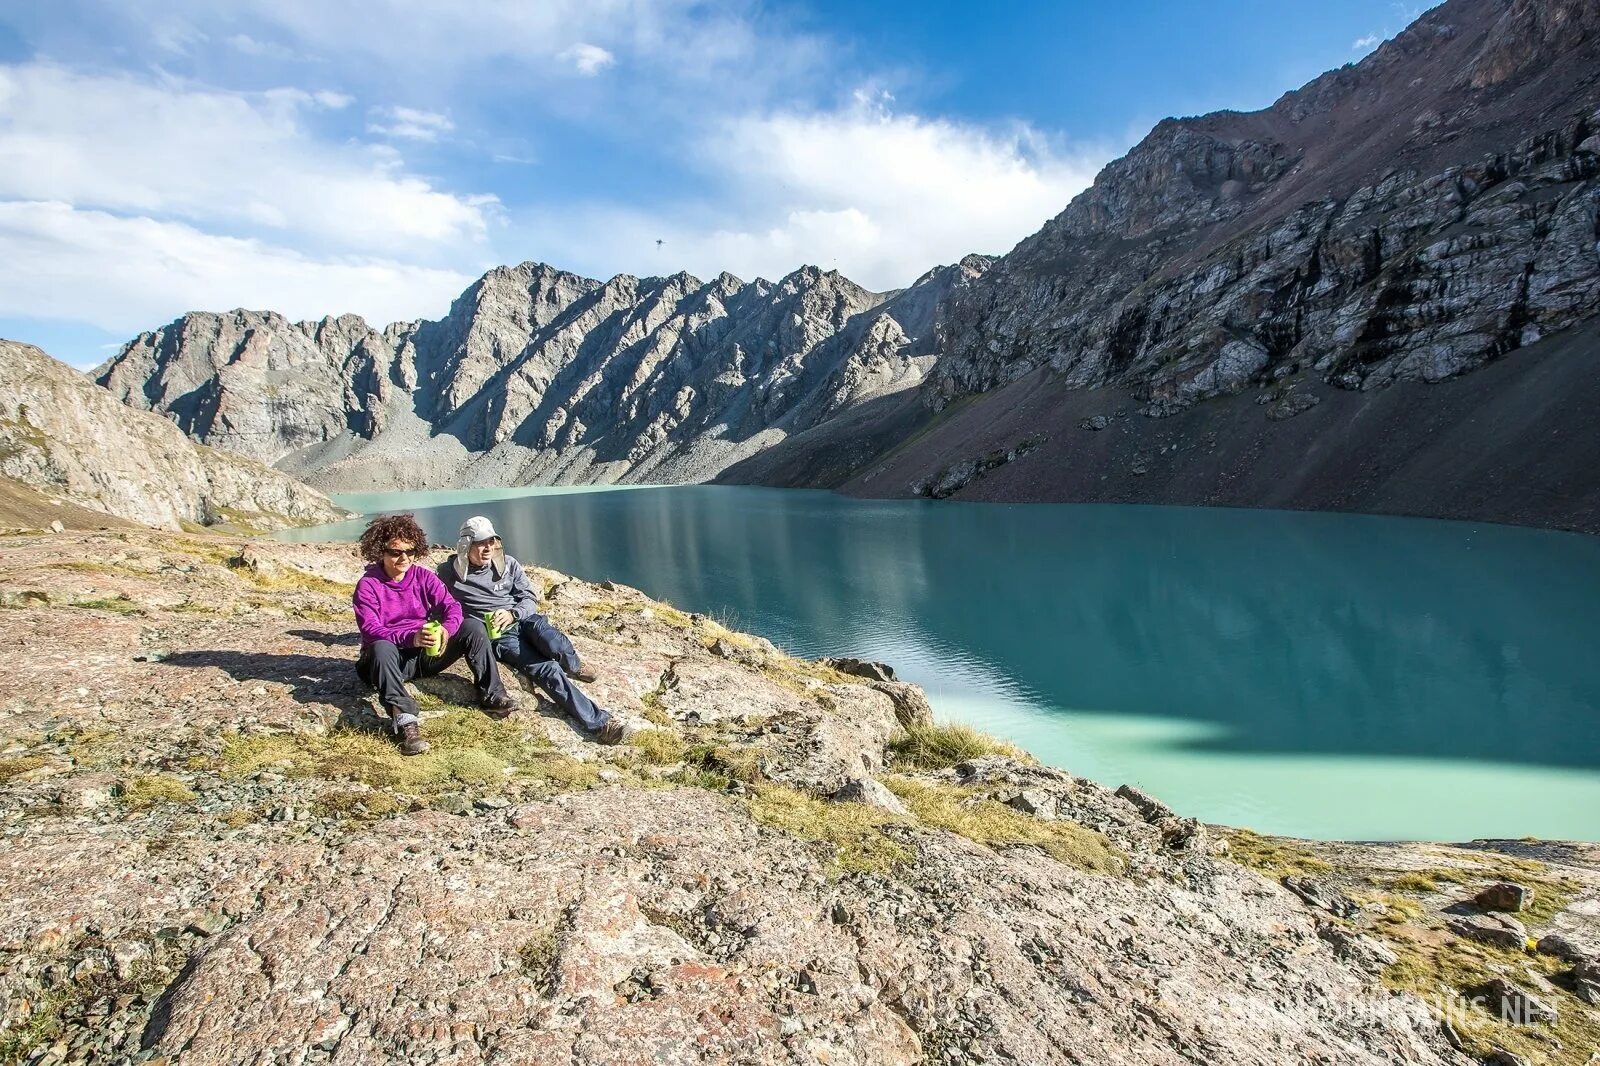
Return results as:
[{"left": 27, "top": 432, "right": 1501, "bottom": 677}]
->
[{"left": 382, "top": 547, "right": 420, "bottom": 559}]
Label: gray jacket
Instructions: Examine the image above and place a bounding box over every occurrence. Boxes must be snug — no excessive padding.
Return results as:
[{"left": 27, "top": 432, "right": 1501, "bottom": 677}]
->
[{"left": 437, "top": 553, "right": 540, "bottom": 622}]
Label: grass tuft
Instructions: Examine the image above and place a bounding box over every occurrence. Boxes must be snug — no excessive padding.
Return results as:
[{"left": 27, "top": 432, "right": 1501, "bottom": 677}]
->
[
  {"left": 119, "top": 773, "right": 197, "bottom": 809},
  {"left": 888, "top": 722, "right": 1028, "bottom": 770},
  {"left": 887, "top": 777, "right": 1123, "bottom": 873},
  {"left": 747, "top": 784, "right": 912, "bottom": 875},
  {"left": 632, "top": 729, "right": 688, "bottom": 765}
]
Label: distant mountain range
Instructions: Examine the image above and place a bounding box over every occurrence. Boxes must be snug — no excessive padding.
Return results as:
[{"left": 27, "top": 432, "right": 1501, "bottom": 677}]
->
[{"left": 92, "top": 0, "right": 1600, "bottom": 531}]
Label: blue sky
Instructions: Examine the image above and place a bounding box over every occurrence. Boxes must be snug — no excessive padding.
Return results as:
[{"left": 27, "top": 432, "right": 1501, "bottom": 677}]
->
[{"left": 0, "top": 0, "right": 1427, "bottom": 368}]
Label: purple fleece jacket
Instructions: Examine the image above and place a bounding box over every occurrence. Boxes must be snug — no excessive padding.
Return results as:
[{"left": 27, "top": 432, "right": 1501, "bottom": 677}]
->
[{"left": 352, "top": 563, "right": 462, "bottom": 648}]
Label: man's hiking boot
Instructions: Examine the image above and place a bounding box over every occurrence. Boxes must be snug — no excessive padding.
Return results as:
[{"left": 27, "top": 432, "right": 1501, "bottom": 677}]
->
[
  {"left": 398, "top": 723, "right": 431, "bottom": 756},
  {"left": 481, "top": 691, "right": 519, "bottom": 720},
  {"left": 594, "top": 718, "right": 626, "bottom": 746},
  {"left": 566, "top": 664, "right": 598, "bottom": 684}
]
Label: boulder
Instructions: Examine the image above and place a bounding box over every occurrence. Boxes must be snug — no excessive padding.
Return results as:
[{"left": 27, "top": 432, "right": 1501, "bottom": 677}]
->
[
  {"left": 1447, "top": 913, "right": 1528, "bottom": 950},
  {"left": 1115, "top": 784, "right": 1175, "bottom": 823},
  {"left": 820, "top": 657, "right": 897, "bottom": 682},
  {"left": 1473, "top": 881, "right": 1532, "bottom": 912},
  {"left": 830, "top": 777, "right": 910, "bottom": 817}
]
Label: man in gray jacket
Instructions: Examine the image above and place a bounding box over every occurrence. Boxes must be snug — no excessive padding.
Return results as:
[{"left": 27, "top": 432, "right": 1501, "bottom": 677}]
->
[{"left": 438, "top": 516, "right": 623, "bottom": 744}]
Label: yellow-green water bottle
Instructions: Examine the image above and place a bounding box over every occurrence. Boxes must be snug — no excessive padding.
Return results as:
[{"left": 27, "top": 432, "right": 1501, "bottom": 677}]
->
[
  {"left": 422, "top": 620, "right": 445, "bottom": 658},
  {"left": 484, "top": 612, "right": 502, "bottom": 640}
]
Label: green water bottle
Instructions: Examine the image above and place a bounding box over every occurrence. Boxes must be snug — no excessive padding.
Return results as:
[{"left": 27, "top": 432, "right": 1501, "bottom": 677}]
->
[
  {"left": 484, "top": 611, "right": 503, "bottom": 640},
  {"left": 421, "top": 620, "right": 445, "bottom": 658}
]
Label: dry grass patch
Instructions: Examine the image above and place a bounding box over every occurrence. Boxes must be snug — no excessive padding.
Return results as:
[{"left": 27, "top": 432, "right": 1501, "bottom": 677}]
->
[
  {"left": 0, "top": 755, "right": 47, "bottom": 783},
  {"left": 220, "top": 705, "right": 594, "bottom": 799},
  {"left": 632, "top": 729, "right": 688, "bottom": 765},
  {"left": 118, "top": 773, "right": 197, "bottom": 809},
  {"left": 888, "top": 722, "right": 1028, "bottom": 770},
  {"left": 1221, "top": 828, "right": 1334, "bottom": 879},
  {"left": 747, "top": 785, "right": 912, "bottom": 875},
  {"left": 888, "top": 777, "right": 1123, "bottom": 874}
]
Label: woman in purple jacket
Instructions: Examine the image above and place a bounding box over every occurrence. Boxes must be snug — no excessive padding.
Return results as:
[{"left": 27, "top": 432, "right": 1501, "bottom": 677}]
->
[{"left": 352, "top": 513, "right": 517, "bottom": 755}]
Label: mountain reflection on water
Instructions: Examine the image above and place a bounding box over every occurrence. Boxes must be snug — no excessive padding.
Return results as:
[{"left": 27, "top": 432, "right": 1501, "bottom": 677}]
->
[{"left": 280, "top": 485, "right": 1600, "bottom": 841}]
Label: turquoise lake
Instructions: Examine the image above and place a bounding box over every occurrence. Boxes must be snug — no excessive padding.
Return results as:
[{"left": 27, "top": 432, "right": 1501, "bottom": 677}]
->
[{"left": 277, "top": 485, "right": 1600, "bottom": 842}]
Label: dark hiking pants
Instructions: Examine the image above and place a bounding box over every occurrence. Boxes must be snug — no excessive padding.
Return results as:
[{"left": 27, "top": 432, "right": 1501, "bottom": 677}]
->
[
  {"left": 356, "top": 616, "right": 507, "bottom": 731},
  {"left": 492, "top": 616, "right": 609, "bottom": 732}
]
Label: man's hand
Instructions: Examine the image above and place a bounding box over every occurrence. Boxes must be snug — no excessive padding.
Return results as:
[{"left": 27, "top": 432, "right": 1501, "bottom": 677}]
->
[{"left": 491, "top": 608, "right": 515, "bottom": 632}]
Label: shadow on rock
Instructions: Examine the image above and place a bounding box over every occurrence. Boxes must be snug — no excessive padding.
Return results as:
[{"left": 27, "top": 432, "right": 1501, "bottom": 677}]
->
[
  {"left": 162, "top": 649, "right": 370, "bottom": 723},
  {"left": 287, "top": 628, "right": 362, "bottom": 647}
]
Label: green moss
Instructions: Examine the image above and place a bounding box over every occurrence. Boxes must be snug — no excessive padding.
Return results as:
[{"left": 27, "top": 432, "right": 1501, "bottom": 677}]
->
[
  {"left": 887, "top": 777, "right": 1124, "bottom": 874},
  {"left": 220, "top": 706, "right": 593, "bottom": 799},
  {"left": 888, "top": 722, "right": 1028, "bottom": 770},
  {"left": 1221, "top": 828, "right": 1334, "bottom": 879},
  {"left": 747, "top": 784, "right": 912, "bottom": 875},
  {"left": 119, "top": 773, "right": 197, "bottom": 809},
  {"left": 67, "top": 595, "right": 142, "bottom": 615},
  {"left": 311, "top": 788, "right": 405, "bottom": 821}
]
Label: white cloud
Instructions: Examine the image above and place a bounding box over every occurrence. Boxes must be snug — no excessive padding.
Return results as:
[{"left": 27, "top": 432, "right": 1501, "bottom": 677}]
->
[
  {"left": 0, "top": 201, "right": 474, "bottom": 332},
  {"left": 227, "top": 33, "right": 301, "bottom": 60},
  {"left": 1352, "top": 33, "right": 1383, "bottom": 51},
  {"left": 523, "top": 96, "right": 1106, "bottom": 291},
  {"left": 559, "top": 43, "right": 616, "bottom": 76},
  {"left": 0, "top": 63, "right": 492, "bottom": 255},
  {"left": 367, "top": 105, "right": 455, "bottom": 141}
]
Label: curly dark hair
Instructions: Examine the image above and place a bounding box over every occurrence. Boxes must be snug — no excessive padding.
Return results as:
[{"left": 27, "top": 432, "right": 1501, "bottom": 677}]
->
[{"left": 358, "top": 513, "right": 429, "bottom": 564}]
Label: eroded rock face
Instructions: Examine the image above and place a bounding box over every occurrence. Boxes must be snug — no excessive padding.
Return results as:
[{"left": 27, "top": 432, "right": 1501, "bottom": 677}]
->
[
  {"left": 927, "top": 0, "right": 1600, "bottom": 416},
  {"left": 0, "top": 340, "right": 347, "bottom": 531},
  {"left": 97, "top": 258, "right": 992, "bottom": 492}
]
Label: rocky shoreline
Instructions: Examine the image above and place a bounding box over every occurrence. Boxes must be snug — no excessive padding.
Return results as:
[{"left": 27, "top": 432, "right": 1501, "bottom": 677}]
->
[{"left": 1, "top": 528, "right": 1596, "bottom": 1064}]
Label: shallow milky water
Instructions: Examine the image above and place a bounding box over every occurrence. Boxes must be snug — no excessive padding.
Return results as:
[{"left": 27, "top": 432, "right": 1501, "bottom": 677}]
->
[{"left": 277, "top": 485, "right": 1600, "bottom": 842}]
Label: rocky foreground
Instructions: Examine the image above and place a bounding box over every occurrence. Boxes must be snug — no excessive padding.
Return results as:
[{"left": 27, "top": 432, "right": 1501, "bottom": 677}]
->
[{"left": 0, "top": 529, "right": 1597, "bottom": 1065}]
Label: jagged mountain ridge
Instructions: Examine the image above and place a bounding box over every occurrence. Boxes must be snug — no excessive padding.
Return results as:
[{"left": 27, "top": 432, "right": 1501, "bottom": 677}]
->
[
  {"left": 98, "top": 257, "right": 990, "bottom": 492},
  {"left": 926, "top": 0, "right": 1600, "bottom": 413}
]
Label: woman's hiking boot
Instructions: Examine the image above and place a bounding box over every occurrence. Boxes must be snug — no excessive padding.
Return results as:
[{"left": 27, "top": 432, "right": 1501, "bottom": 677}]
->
[
  {"left": 565, "top": 664, "right": 598, "bottom": 684},
  {"left": 398, "top": 723, "right": 430, "bottom": 756},
  {"left": 595, "top": 718, "right": 626, "bottom": 745}
]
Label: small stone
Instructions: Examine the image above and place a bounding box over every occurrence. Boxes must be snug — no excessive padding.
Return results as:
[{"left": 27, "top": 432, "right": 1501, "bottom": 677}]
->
[
  {"left": 1114, "top": 784, "right": 1175, "bottom": 823},
  {"left": 434, "top": 794, "right": 471, "bottom": 816},
  {"left": 1448, "top": 912, "right": 1528, "bottom": 950},
  {"left": 49, "top": 520, "right": 65, "bottom": 534},
  {"left": 1474, "top": 881, "right": 1532, "bottom": 913},
  {"left": 1004, "top": 789, "right": 1057, "bottom": 820},
  {"left": 1078, "top": 414, "right": 1110, "bottom": 431},
  {"left": 186, "top": 912, "right": 228, "bottom": 937},
  {"left": 473, "top": 796, "right": 511, "bottom": 811},
  {"left": 1484, "top": 1050, "right": 1529, "bottom": 1066},
  {"left": 110, "top": 941, "right": 150, "bottom": 980},
  {"left": 830, "top": 778, "right": 909, "bottom": 817},
  {"left": 249, "top": 686, "right": 268, "bottom": 698}
]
